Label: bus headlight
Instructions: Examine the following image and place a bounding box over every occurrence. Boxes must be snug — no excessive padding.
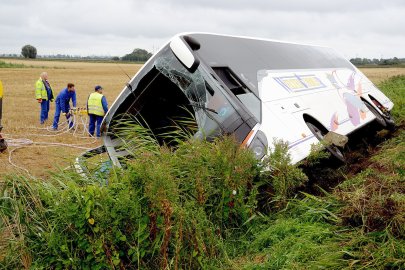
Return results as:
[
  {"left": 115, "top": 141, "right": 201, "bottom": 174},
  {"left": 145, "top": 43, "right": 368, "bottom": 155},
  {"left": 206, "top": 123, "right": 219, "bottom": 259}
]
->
[{"left": 248, "top": 130, "right": 268, "bottom": 160}]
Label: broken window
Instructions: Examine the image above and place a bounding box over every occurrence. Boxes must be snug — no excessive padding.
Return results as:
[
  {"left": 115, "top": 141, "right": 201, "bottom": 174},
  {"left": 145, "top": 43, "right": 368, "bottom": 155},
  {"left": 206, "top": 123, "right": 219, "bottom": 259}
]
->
[{"left": 154, "top": 52, "right": 242, "bottom": 140}]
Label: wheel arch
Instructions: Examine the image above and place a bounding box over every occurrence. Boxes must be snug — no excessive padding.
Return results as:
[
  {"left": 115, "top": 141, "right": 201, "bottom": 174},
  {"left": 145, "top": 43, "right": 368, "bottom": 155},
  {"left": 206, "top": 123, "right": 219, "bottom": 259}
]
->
[{"left": 302, "top": 113, "right": 328, "bottom": 133}]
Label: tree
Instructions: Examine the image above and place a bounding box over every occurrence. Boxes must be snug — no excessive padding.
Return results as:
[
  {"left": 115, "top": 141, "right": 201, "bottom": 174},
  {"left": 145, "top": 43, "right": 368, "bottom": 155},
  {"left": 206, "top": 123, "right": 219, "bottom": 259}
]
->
[
  {"left": 21, "top": 45, "right": 37, "bottom": 59},
  {"left": 349, "top": 58, "right": 362, "bottom": 65},
  {"left": 121, "top": 48, "right": 152, "bottom": 62}
]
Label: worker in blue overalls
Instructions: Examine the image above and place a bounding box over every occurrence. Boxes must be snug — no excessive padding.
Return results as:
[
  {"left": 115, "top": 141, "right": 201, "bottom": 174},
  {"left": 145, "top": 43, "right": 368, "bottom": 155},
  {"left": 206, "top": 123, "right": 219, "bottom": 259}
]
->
[
  {"left": 35, "top": 72, "right": 54, "bottom": 124},
  {"left": 52, "top": 83, "right": 77, "bottom": 130}
]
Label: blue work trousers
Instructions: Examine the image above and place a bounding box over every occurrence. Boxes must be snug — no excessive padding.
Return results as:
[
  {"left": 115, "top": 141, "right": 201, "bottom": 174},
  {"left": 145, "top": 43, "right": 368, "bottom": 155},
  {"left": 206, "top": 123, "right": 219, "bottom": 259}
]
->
[
  {"left": 40, "top": 100, "right": 50, "bottom": 124},
  {"left": 52, "top": 102, "right": 72, "bottom": 130},
  {"left": 88, "top": 114, "right": 104, "bottom": 137}
]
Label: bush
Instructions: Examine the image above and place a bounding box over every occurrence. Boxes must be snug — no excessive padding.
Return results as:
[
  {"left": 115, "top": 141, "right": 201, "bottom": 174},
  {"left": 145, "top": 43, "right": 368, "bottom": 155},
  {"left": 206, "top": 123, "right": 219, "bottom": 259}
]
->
[{"left": 259, "top": 139, "right": 308, "bottom": 210}]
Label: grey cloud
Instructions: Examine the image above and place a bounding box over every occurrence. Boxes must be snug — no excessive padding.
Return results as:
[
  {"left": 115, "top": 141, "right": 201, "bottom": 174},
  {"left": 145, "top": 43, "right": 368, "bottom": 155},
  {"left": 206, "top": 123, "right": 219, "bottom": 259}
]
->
[
  {"left": 150, "top": 0, "right": 405, "bottom": 12},
  {"left": 0, "top": 0, "right": 404, "bottom": 58}
]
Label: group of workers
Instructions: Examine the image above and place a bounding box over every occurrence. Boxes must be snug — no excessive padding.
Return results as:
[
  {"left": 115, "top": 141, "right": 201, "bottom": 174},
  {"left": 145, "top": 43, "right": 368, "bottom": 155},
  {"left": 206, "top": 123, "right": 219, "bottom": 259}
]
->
[{"left": 35, "top": 72, "right": 108, "bottom": 137}]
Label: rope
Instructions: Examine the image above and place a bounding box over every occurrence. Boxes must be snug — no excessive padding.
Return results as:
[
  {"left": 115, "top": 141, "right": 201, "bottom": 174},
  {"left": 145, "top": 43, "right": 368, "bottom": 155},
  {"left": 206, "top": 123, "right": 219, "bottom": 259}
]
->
[
  {"left": 2, "top": 108, "right": 102, "bottom": 176},
  {"left": 24, "top": 108, "right": 96, "bottom": 139}
]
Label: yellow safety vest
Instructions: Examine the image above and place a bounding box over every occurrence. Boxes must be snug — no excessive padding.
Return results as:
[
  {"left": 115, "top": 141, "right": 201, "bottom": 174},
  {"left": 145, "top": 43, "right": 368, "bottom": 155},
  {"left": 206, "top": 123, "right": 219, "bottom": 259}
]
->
[
  {"left": 35, "top": 78, "right": 54, "bottom": 100},
  {"left": 87, "top": 92, "right": 105, "bottom": 116}
]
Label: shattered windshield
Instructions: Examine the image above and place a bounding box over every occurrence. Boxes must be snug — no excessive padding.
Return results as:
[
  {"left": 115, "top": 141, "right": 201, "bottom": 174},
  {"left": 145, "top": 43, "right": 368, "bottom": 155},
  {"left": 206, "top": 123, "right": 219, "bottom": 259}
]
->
[{"left": 155, "top": 51, "right": 239, "bottom": 139}]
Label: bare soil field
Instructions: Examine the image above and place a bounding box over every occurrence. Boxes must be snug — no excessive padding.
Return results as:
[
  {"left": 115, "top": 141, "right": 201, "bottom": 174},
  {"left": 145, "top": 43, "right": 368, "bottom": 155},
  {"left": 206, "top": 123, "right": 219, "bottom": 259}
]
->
[
  {"left": 0, "top": 59, "right": 142, "bottom": 178},
  {"left": 0, "top": 60, "right": 404, "bottom": 178}
]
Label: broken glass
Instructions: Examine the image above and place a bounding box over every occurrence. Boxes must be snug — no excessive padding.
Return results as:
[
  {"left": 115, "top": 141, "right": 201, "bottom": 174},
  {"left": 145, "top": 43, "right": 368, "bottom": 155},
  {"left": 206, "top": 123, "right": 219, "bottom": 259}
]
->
[{"left": 154, "top": 53, "right": 240, "bottom": 140}]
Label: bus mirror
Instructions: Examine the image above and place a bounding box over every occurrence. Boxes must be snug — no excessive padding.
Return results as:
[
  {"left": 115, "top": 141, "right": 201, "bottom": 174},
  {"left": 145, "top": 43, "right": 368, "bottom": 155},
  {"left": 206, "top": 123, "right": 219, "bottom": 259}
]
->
[{"left": 170, "top": 36, "right": 200, "bottom": 72}]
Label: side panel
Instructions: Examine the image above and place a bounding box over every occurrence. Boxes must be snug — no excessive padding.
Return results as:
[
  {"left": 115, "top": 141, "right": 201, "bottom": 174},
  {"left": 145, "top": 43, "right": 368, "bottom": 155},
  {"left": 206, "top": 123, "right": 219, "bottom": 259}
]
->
[{"left": 257, "top": 67, "right": 393, "bottom": 163}]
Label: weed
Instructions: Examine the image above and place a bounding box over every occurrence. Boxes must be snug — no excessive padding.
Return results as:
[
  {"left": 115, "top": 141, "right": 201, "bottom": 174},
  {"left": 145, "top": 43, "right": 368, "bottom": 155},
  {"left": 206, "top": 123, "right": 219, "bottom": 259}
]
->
[
  {"left": 259, "top": 139, "right": 308, "bottom": 210},
  {"left": 342, "top": 231, "right": 405, "bottom": 269},
  {"left": 300, "top": 143, "right": 331, "bottom": 167}
]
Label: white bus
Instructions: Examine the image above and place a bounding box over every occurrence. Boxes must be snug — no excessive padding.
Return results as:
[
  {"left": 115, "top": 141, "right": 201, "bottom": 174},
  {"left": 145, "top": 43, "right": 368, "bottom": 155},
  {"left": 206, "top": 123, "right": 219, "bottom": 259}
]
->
[{"left": 100, "top": 33, "right": 394, "bottom": 167}]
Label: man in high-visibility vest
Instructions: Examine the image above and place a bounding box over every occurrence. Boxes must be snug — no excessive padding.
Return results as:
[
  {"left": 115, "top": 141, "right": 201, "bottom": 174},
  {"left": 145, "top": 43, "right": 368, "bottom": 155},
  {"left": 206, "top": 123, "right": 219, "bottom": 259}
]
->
[
  {"left": 0, "top": 79, "right": 7, "bottom": 152},
  {"left": 87, "top": 85, "right": 108, "bottom": 137},
  {"left": 35, "top": 72, "right": 54, "bottom": 124}
]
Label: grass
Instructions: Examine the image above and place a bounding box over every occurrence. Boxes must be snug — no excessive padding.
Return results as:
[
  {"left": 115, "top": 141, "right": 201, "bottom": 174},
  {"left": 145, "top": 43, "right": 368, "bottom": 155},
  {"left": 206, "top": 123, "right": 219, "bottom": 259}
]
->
[
  {"left": 0, "top": 59, "right": 68, "bottom": 69},
  {"left": 0, "top": 60, "right": 26, "bottom": 68},
  {"left": 336, "top": 131, "right": 405, "bottom": 237},
  {"left": 230, "top": 75, "right": 405, "bottom": 269},
  {"left": 0, "top": 135, "right": 261, "bottom": 269},
  {"left": 378, "top": 75, "right": 405, "bottom": 122}
]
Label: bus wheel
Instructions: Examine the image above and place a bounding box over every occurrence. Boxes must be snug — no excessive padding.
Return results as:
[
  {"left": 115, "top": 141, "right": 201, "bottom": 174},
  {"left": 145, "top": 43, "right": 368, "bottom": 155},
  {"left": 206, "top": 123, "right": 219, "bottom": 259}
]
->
[
  {"left": 364, "top": 100, "right": 395, "bottom": 129},
  {"left": 305, "top": 121, "right": 345, "bottom": 162}
]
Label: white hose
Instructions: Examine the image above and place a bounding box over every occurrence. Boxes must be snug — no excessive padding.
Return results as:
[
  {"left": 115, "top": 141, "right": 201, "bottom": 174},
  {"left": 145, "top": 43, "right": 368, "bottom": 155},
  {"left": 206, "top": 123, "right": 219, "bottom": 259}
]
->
[{"left": 2, "top": 110, "right": 101, "bottom": 176}]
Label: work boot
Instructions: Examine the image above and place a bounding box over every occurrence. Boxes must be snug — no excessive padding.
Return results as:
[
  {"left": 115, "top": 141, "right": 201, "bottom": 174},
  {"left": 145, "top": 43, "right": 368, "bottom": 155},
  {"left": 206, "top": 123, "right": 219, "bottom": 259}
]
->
[{"left": 0, "top": 138, "right": 7, "bottom": 152}]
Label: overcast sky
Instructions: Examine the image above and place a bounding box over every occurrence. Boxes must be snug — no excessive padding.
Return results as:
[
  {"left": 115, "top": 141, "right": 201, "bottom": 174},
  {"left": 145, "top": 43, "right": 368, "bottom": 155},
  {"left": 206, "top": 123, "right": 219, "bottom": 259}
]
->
[{"left": 1, "top": 0, "right": 404, "bottom": 59}]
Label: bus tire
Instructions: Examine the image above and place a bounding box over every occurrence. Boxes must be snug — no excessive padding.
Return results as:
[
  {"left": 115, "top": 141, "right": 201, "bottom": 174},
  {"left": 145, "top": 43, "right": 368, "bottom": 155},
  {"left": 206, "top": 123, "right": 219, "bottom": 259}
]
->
[
  {"left": 363, "top": 100, "right": 395, "bottom": 130},
  {"left": 305, "top": 121, "right": 345, "bottom": 162}
]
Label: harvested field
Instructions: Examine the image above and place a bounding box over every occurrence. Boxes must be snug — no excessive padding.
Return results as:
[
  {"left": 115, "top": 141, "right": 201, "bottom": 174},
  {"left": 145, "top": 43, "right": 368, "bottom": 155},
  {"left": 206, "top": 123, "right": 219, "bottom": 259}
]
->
[
  {"left": 0, "top": 59, "right": 142, "bottom": 178},
  {"left": 360, "top": 67, "right": 405, "bottom": 84}
]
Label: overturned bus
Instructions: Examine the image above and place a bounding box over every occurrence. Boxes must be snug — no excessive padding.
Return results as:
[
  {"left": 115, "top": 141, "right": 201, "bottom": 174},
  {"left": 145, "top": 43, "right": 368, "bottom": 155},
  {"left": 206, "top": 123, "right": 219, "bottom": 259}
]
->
[{"left": 98, "top": 33, "right": 394, "bottom": 168}]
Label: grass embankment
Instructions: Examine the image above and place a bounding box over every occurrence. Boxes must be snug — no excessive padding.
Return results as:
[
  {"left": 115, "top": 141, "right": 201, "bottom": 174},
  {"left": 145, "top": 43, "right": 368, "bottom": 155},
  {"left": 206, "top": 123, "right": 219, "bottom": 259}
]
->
[{"left": 0, "top": 76, "right": 404, "bottom": 269}]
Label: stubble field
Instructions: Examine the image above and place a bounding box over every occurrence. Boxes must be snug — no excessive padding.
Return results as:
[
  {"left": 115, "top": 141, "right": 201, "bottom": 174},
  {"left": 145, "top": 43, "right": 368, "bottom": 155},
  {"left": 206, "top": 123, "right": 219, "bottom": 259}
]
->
[
  {"left": 0, "top": 59, "right": 404, "bottom": 178},
  {"left": 0, "top": 59, "right": 142, "bottom": 178}
]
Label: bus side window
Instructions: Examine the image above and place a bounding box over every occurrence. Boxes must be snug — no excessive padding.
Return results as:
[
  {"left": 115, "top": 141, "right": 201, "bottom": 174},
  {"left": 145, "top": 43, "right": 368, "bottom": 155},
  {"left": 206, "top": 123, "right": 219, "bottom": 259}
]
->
[
  {"left": 212, "top": 67, "right": 248, "bottom": 96},
  {"left": 212, "top": 67, "right": 261, "bottom": 121}
]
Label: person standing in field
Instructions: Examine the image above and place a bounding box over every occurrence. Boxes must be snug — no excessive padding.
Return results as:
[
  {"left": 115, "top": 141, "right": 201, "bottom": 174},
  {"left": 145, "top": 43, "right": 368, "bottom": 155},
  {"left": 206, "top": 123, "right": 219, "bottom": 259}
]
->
[
  {"left": 87, "top": 85, "right": 108, "bottom": 137},
  {"left": 52, "top": 83, "right": 77, "bottom": 130},
  {"left": 35, "top": 72, "right": 54, "bottom": 124}
]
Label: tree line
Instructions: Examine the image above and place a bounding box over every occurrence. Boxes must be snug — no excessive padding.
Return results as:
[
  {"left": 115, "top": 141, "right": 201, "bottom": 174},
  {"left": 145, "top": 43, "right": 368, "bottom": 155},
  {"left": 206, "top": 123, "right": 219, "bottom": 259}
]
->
[
  {"left": 350, "top": 57, "right": 405, "bottom": 66},
  {"left": 15, "top": 44, "right": 153, "bottom": 62}
]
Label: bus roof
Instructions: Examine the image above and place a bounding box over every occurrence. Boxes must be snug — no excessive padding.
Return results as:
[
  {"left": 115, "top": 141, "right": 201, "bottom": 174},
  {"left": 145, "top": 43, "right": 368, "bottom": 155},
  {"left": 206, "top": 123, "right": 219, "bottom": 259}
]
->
[{"left": 184, "top": 33, "right": 354, "bottom": 96}]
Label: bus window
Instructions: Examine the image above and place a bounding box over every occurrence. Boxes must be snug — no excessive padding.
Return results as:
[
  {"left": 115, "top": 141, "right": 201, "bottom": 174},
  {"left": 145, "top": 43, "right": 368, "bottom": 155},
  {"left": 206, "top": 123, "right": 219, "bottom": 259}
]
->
[{"left": 212, "top": 67, "right": 261, "bottom": 122}]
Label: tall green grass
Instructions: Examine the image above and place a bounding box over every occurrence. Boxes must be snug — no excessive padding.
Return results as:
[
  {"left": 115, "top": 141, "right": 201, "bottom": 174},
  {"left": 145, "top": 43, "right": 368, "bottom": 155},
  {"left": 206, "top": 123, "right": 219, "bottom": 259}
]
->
[
  {"left": 0, "top": 131, "right": 264, "bottom": 269},
  {"left": 378, "top": 75, "right": 405, "bottom": 123},
  {"left": 229, "top": 75, "right": 405, "bottom": 269}
]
